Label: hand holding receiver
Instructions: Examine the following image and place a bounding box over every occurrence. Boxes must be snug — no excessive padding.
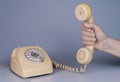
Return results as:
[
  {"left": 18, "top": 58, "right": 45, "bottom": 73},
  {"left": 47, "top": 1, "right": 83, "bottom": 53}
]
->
[{"left": 75, "top": 3, "right": 94, "bottom": 65}]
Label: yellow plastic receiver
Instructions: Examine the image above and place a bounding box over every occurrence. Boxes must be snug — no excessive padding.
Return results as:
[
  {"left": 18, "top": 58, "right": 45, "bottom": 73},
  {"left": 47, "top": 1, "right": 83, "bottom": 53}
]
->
[{"left": 75, "top": 3, "right": 94, "bottom": 65}]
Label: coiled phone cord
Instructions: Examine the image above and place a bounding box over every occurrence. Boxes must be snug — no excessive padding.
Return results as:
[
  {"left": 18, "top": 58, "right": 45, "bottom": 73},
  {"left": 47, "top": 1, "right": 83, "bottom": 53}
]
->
[{"left": 52, "top": 60, "right": 87, "bottom": 73}]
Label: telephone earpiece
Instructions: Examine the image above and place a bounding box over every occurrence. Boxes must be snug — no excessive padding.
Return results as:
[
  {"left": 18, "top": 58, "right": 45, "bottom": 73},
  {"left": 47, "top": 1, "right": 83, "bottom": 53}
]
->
[
  {"left": 75, "top": 3, "right": 94, "bottom": 65},
  {"left": 75, "top": 3, "right": 93, "bottom": 22}
]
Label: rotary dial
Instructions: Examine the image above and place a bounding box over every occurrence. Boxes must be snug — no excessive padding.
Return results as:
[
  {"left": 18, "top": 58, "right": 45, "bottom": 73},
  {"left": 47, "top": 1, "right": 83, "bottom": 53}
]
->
[{"left": 24, "top": 48, "right": 45, "bottom": 62}]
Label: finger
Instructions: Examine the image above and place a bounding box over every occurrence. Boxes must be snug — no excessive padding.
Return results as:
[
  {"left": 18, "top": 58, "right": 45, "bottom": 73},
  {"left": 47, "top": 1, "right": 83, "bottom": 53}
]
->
[
  {"left": 83, "top": 23, "right": 93, "bottom": 29},
  {"left": 83, "top": 41, "right": 94, "bottom": 46},
  {"left": 81, "top": 24, "right": 92, "bottom": 32},
  {"left": 84, "top": 22, "right": 100, "bottom": 32},
  {"left": 82, "top": 36, "right": 96, "bottom": 42},
  {"left": 81, "top": 26, "right": 92, "bottom": 32},
  {"left": 82, "top": 31, "right": 95, "bottom": 38}
]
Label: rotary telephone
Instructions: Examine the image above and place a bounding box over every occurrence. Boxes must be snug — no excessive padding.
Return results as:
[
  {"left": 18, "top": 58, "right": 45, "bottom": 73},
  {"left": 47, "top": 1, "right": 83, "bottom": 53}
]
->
[{"left": 9, "top": 3, "right": 95, "bottom": 78}]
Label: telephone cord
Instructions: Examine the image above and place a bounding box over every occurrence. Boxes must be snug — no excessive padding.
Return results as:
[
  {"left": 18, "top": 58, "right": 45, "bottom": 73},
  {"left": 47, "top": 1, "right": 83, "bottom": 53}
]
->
[{"left": 52, "top": 60, "right": 87, "bottom": 73}]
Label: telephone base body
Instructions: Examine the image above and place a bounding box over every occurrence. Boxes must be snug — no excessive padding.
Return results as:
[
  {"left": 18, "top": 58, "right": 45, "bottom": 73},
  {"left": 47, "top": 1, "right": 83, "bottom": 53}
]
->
[{"left": 10, "top": 46, "right": 53, "bottom": 78}]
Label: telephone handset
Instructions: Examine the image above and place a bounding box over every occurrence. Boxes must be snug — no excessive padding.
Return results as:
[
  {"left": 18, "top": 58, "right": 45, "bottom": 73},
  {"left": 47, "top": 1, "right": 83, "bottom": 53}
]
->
[
  {"left": 10, "top": 3, "right": 94, "bottom": 78},
  {"left": 75, "top": 3, "right": 94, "bottom": 65}
]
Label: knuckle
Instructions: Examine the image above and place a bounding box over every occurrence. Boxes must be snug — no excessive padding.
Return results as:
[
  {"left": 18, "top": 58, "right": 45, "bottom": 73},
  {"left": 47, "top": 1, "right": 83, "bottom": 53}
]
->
[
  {"left": 82, "top": 36, "right": 85, "bottom": 40},
  {"left": 81, "top": 31, "right": 84, "bottom": 35},
  {"left": 83, "top": 41, "right": 86, "bottom": 44},
  {"left": 82, "top": 36, "right": 87, "bottom": 41},
  {"left": 83, "top": 41, "right": 87, "bottom": 45}
]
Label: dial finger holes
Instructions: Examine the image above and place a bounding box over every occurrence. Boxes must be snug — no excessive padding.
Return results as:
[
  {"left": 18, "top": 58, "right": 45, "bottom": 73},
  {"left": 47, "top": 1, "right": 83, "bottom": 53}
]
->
[{"left": 24, "top": 48, "right": 45, "bottom": 62}]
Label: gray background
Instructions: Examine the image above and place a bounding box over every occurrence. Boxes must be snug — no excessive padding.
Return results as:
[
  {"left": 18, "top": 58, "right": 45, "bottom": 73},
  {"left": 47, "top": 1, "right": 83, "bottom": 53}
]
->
[{"left": 0, "top": 0, "right": 120, "bottom": 82}]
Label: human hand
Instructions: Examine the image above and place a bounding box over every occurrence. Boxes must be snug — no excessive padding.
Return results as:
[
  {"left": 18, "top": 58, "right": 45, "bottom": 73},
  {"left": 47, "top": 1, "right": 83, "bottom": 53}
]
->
[{"left": 81, "top": 22, "right": 108, "bottom": 51}]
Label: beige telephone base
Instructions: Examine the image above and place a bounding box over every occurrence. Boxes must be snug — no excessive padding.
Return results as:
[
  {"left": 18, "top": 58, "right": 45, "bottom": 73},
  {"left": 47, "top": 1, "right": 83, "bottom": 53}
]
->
[
  {"left": 10, "top": 46, "right": 53, "bottom": 78},
  {"left": 75, "top": 3, "right": 94, "bottom": 65},
  {"left": 10, "top": 46, "right": 87, "bottom": 78}
]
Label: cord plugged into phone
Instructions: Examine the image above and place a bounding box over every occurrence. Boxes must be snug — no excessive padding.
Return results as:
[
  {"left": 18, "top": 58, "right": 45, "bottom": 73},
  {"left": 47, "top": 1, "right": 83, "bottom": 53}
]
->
[{"left": 75, "top": 3, "right": 94, "bottom": 65}]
